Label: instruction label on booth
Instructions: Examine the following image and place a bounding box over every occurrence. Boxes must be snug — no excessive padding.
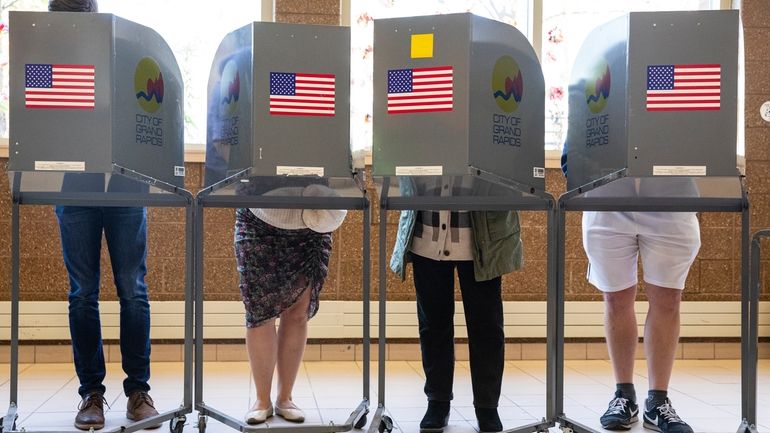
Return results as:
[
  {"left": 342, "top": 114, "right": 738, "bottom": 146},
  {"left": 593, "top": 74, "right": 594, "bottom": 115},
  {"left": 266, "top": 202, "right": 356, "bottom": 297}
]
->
[
  {"left": 395, "top": 166, "right": 443, "bottom": 176},
  {"left": 35, "top": 161, "right": 85, "bottom": 171},
  {"left": 652, "top": 165, "right": 707, "bottom": 176},
  {"left": 277, "top": 166, "right": 324, "bottom": 177}
]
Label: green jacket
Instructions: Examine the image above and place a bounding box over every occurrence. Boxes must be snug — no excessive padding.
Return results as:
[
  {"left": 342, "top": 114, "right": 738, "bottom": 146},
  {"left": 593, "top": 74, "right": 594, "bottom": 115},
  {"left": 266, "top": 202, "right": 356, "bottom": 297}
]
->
[{"left": 388, "top": 179, "right": 524, "bottom": 282}]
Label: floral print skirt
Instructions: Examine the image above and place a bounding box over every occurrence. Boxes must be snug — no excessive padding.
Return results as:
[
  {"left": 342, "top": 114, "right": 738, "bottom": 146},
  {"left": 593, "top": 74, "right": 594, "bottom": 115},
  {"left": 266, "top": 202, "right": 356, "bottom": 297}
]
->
[{"left": 234, "top": 208, "right": 332, "bottom": 327}]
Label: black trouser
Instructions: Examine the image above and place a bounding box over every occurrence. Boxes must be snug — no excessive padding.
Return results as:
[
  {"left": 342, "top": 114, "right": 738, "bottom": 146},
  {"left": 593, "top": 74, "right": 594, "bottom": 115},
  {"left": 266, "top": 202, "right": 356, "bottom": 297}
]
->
[{"left": 411, "top": 254, "right": 504, "bottom": 408}]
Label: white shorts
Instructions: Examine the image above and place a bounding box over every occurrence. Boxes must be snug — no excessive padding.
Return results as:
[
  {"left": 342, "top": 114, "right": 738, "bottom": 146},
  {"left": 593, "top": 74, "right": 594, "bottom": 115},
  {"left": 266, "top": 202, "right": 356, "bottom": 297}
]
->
[{"left": 582, "top": 211, "right": 701, "bottom": 292}]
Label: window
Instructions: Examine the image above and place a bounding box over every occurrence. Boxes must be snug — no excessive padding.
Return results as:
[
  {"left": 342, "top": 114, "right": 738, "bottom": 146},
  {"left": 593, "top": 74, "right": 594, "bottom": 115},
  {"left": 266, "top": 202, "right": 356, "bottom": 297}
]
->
[{"left": 349, "top": 0, "right": 531, "bottom": 152}]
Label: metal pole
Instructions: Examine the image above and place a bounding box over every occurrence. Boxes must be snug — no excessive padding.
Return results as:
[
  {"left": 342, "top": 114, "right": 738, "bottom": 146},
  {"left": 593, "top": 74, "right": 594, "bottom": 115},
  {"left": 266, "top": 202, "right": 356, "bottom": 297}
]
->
[
  {"left": 545, "top": 197, "right": 558, "bottom": 423},
  {"left": 362, "top": 194, "right": 371, "bottom": 402},
  {"left": 378, "top": 179, "right": 390, "bottom": 407},
  {"left": 742, "top": 198, "right": 755, "bottom": 425},
  {"left": 555, "top": 199, "right": 566, "bottom": 419},
  {"left": 183, "top": 196, "right": 195, "bottom": 408},
  {"left": 10, "top": 182, "right": 21, "bottom": 411},
  {"left": 194, "top": 200, "right": 205, "bottom": 409}
]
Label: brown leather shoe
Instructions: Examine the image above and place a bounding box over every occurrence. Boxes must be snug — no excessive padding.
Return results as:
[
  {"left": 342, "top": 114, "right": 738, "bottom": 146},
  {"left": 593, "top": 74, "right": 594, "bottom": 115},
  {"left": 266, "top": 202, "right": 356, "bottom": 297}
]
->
[
  {"left": 126, "top": 391, "right": 161, "bottom": 429},
  {"left": 75, "top": 392, "right": 106, "bottom": 431}
]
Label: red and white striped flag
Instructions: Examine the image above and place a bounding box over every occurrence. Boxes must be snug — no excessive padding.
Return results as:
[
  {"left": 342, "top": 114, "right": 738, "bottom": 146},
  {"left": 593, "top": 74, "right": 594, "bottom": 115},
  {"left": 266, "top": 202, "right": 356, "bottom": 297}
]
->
[
  {"left": 387, "top": 66, "right": 453, "bottom": 114},
  {"left": 269, "top": 72, "right": 335, "bottom": 116},
  {"left": 646, "top": 64, "right": 720, "bottom": 111},
  {"left": 25, "top": 64, "right": 95, "bottom": 110}
]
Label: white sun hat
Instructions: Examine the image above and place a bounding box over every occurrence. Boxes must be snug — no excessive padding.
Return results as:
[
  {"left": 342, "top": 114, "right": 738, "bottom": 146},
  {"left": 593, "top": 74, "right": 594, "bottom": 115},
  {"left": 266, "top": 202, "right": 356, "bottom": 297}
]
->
[
  {"left": 301, "top": 184, "right": 348, "bottom": 233},
  {"left": 249, "top": 186, "right": 305, "bottom": 230}
]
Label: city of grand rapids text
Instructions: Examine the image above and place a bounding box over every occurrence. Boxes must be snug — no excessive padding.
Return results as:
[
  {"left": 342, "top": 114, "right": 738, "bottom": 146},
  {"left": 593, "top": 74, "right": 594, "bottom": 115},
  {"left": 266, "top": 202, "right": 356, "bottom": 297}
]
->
[{"left": 492, "top": 114, "right": 522, "bottom": 147}]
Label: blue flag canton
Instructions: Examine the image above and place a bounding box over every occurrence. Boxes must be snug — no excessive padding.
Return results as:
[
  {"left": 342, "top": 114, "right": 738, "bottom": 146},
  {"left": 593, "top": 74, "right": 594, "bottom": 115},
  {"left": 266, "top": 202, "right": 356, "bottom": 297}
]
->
[
  {"left": 270, "top": 72, "right": 296, "bottom": 95},
  {"left": 25, "top": 64, "right": 53, "bottom": 88},
  {"left": 647, "top": 65, "right": 675, "bottom": 90},
  {"left": 388, "top": 69, "right": 413, "bottom": 93}
]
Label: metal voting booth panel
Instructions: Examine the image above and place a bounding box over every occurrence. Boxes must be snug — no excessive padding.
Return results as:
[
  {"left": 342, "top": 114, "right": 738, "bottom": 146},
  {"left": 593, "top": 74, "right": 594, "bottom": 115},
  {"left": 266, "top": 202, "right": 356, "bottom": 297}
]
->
[
  {"left": 556, "top": 10, "right": 754, "bottom": 433},
  {"left": 372, "top": 13, "right": 556, "bottom": 433},
  {"left": 373, "top": 13, "right": 546, "bottom": 192},
  {"left": 4, "top": 11, "right": 192, "bottom": 433},
  {"left": 565, "top": 10, "right": 740, "bottom": 195},
  {"left": 196, "top": 21, "right": 370, "bottom": 433}
]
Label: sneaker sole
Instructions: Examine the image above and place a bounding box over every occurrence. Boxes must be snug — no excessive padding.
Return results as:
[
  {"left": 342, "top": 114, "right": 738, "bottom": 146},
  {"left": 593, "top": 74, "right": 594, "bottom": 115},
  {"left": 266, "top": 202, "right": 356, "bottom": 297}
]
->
[
  {"left": 601, "top": 415, "right": 638, "bottom": 431},
  {"left": 419, "top": 428, "right": 445, "bottom": 433}
]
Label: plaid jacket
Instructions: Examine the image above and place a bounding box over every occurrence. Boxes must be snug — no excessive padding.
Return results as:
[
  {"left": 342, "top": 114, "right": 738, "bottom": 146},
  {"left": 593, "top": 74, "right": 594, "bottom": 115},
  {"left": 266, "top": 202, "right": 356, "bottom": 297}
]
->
[{"left": 389, "top": 177, "right": 524, "bottom": 282}]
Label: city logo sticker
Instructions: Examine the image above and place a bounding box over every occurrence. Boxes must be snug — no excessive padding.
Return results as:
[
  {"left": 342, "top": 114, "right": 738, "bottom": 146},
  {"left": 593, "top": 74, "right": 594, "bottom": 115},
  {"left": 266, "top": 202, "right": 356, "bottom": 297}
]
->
[
  {"left": 585, "top": 61, "right": 610, "bottom": 114},
  {"left": 134, "top": 57, "right": 164, "bottom": 113},
  {"left": 220, "top": 59, "right": 240, "bottom": 116},
  {"left": 492, "top": 55, "right": 523, "bottom": 113}
]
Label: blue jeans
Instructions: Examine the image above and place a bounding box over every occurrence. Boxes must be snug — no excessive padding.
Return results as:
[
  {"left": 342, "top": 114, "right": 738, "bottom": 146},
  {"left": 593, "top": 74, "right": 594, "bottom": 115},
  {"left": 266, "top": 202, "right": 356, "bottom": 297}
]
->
[{"left": 55, "top": 206, "right": 151, "bottom": 397}]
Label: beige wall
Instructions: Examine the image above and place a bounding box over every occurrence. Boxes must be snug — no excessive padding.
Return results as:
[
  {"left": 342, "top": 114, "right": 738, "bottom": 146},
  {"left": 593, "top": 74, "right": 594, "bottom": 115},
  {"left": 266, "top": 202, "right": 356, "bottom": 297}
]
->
[{"left": 1, "top": 0, "right": 768, "bottom": 305}]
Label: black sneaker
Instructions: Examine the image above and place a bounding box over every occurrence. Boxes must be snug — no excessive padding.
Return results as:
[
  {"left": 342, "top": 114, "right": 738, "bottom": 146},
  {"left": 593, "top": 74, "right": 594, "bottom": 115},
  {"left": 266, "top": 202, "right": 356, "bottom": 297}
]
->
[
  {"left": 420, "top": 401, "right": 450, "bottom": 433},
  {"left": 600, "top": 390, "right": 639, "bottom": 430},
  {"left": 643, "top": 398, "right": 693, "bottom": 433}
]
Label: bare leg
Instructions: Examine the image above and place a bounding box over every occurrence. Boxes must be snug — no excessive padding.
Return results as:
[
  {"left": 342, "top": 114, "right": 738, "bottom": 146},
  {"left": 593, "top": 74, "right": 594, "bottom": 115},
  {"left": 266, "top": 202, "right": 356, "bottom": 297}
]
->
[
  {"left": 246, "top": 319, "right": 277, "bottom": 411},
  {"left": 603, "top": 285, "right": 638, "bottom": 384},
  {"left": 644, "top": 283, "right": 682, "bottom": 391},
  {"left": 276, "top": 278, "right": 312, "bottom": 407}
]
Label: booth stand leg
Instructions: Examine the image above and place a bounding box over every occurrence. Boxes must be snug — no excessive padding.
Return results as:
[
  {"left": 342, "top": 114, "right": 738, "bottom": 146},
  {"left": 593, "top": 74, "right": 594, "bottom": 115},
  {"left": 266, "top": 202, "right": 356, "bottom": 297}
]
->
[{"left": 368, "top": 179, "right": 393, "bottom": 433}]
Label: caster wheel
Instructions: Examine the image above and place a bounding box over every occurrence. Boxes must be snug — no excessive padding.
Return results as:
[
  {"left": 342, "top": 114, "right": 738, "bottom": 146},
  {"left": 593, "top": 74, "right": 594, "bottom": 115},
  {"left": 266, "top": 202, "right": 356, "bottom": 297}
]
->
[
  {"left": 354, "top": 411, "right": 368, "bottom": 429},
  {"left": 197, "top": 414, "right": 207, "bottom": 433},
  {"left": 169, "top": 414, "right": 186, "bottom": 433},
  {"left": 378, "top": 415, "right": 393, "bottom": 433}
]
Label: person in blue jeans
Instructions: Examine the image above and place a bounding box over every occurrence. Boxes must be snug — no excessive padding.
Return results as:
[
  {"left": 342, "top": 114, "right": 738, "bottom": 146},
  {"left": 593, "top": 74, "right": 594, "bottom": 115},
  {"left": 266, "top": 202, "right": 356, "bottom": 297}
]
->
[{"left": 50, "top": 2, "right": 161, "bottom": 430}]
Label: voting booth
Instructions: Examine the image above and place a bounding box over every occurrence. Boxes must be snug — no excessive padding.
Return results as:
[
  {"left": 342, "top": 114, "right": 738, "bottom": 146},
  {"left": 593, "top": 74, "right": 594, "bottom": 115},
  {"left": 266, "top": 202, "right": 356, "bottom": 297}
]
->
[
  {"left": 373, "top": 13, "right": 546, "bottom": 193},
  {"left": 556, "top": 10, "right": 754, "bottom": 433},
  {"left": 4, "top": 11, "right": 192, "bottom": 433},
  {"left": 195, "top": 21, "right": 370, "bottom": 433},
  {"left": 564, "top": 10, "right": 740, "bottom": 196},
  {"left": 372, "top": 13, "right": 556, "bottom": 433},
  {"left": 9, "top": 11, "right": 185, "bottom": 189},
  {"left": 204, "top": 22, "right": 351, "bottom": 186}
]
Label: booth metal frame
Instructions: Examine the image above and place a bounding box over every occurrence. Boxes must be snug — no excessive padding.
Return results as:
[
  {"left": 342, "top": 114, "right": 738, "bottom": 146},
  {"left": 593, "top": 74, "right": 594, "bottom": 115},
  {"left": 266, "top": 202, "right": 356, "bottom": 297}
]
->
[
  {"left": 746, "top": 229, "right": 769, "bottom": 433},
  {"left": 553, "top": 175, "right": 756, "bottom": 433},
  {"left": 375, "top": 172, "right": 558, "bottom": 433},
  {"left": 193, "top": 170, "right": 371, "bottom": 433},
  {"left": 1, "top": 167, "right": 195, "bottom": 433}
]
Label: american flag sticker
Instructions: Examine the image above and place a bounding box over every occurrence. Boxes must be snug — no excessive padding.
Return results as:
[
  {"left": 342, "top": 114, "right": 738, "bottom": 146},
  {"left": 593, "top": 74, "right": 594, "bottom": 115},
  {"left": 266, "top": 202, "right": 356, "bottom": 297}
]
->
[
  {"left": 25, "top": 64, "right": 95, "bottom": 110},
  {"left": 269, "top": 72, "right": 335, "bottom": 116},
  {"left": 387, "top": 66, "right": 453, "bottom": 114},
  {"left": 646, "top": 64, "right": 720, "bottom": 111}
]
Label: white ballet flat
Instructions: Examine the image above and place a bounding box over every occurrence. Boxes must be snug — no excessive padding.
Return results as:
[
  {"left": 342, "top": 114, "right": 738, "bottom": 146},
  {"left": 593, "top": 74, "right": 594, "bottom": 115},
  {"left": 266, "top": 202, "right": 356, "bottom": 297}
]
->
[
  {"left": 275, "top": 404, "right": 305, "bottom": 423},
  {"left": 244, "top": 405, "right": 273, "bottom": 424}
]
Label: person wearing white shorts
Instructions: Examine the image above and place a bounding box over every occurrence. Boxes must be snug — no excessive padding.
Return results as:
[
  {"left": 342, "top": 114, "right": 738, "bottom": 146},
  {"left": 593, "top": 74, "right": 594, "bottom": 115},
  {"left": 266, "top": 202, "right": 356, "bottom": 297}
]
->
[{"left": 585, "top": 209, "right": 700, "bottom": 433}]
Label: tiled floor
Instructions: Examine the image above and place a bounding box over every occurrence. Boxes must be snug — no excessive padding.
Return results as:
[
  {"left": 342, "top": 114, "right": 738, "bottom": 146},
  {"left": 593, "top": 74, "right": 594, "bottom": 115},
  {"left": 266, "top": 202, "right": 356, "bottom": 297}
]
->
[{"left": 0, "top": 359, "right": 768, "bottom": 432}]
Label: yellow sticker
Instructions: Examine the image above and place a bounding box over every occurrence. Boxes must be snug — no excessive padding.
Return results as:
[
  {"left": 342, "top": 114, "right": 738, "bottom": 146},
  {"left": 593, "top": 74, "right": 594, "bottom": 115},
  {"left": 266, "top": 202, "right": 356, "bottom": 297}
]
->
[{"left": 411, "top": 33, "right": 434, "bottom": 58}]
